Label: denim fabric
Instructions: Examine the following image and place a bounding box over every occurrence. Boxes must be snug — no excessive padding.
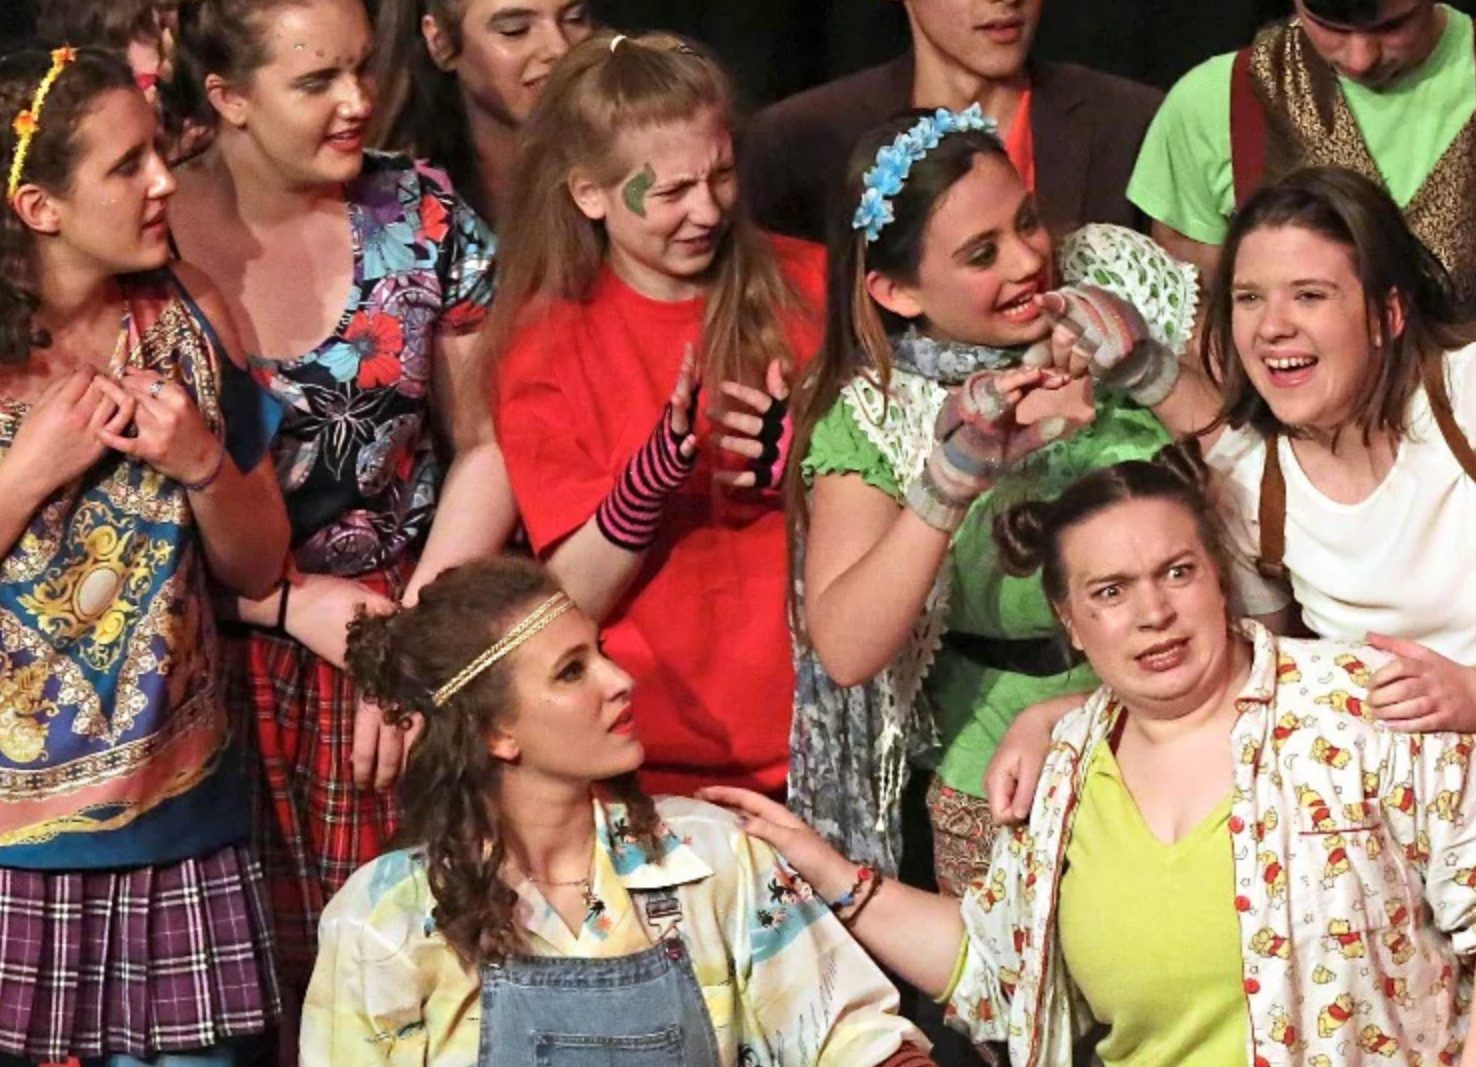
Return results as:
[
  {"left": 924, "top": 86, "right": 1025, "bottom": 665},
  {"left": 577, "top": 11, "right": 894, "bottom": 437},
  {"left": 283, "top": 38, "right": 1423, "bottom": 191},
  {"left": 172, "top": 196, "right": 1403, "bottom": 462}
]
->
[{"left": 477, "top": 895, "right": 719, "bottom": 1067}]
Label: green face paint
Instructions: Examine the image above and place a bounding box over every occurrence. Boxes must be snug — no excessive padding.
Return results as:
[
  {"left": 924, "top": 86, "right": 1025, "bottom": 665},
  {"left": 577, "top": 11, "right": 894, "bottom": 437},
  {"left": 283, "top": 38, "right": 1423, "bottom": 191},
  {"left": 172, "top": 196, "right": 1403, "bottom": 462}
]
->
[{"left": 622, "top": 163, "right": 656, "bottom": 218}]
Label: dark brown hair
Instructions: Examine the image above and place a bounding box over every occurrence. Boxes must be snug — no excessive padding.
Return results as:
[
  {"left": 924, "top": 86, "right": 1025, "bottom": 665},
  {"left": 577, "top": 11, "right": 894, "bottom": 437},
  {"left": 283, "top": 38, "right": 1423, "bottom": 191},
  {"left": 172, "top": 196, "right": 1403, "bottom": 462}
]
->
[
  {"left": 992, "top": 440, "right": 1235, "bottom": 607},
  {"left": 35, "top": 0, "right": 162, "bottom": 52},
  {"left": 368, "top": 0, "right": 481, "bottom": 214},
  {"left": 345, "top": 556, "right": 662, "bottom": 965},
  {"left": 1202, "top": 166, "right": 1476, "bottom": 443},
  {"left": 163, "top": 0, "right": 309, "bottom": 137},
  {"left": 784, "top": 115, "right": 1013, "bottom": 623},
  {"left": 484, "top": 30, "right": 804, "bottom": 391},
  {"left": 0, "top": 47, "right": 139, "bottom": 365},
  {"left": 370, "top": 0, "right": 594, "bottom": 225}
]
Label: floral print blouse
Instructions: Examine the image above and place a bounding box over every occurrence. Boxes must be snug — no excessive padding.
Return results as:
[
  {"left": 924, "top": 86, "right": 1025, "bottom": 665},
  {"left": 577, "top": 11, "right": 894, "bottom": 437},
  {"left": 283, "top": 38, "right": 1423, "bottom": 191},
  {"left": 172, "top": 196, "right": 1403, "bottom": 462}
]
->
[
  {"left": 304, "top": 796, "right": 923, "bottom": 1067},
  {"left": 250, "top": 153, "right": 494, "bottom": 577},
  {"left": 946, "top": 622, "right": 1476, "bottom": 1067}
]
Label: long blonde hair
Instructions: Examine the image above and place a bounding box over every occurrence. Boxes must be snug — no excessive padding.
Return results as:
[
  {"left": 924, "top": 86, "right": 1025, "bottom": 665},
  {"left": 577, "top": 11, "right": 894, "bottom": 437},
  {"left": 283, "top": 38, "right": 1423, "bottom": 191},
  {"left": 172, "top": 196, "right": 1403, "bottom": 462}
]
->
[{"left": 485, "top": 30, "right": 801, "bottom": 388}]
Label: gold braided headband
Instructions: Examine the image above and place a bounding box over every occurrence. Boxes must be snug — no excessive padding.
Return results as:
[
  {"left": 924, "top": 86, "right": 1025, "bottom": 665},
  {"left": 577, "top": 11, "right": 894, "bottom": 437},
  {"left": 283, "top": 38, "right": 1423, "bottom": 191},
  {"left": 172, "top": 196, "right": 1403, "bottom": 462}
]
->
[
  {"left": 7, "top": 46, "right": 78, "bottom": 201},
  {"left": 432, "top": 593, "right": 574, "bottom": 708}
]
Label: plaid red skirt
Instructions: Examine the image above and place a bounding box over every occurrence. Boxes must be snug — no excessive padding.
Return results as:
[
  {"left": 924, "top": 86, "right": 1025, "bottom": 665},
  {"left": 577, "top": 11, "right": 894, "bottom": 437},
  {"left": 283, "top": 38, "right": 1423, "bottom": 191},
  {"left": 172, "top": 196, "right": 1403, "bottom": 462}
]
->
[
  {"left": 233, "top": 622, "right": 402, "bottom": 997},
  {"left": 0, "top": 844, "right": 278, "bottom": 1062}
]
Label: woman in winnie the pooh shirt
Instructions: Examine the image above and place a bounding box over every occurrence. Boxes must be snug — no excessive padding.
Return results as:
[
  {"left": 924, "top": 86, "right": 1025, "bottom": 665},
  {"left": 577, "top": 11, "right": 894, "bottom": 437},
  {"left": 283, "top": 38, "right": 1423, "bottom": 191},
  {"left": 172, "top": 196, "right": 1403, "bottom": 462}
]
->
[{"left": 712, "top": 447, "right": 1476, "bottom": 1067}]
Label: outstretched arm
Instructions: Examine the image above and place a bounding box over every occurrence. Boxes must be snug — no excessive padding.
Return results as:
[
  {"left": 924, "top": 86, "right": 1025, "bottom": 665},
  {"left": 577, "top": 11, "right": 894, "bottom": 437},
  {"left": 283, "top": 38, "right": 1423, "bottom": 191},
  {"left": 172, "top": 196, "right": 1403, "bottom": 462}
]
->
[{"left": 701, "top": 786, "right": 965, "bottom": 999}]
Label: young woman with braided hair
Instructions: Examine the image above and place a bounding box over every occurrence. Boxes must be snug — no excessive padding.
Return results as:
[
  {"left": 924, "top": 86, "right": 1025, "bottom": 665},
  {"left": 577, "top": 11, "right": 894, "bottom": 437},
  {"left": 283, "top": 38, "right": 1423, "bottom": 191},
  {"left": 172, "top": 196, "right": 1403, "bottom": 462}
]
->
[
  {"left": 490, "top": 31, "right": 823, "bottom": 798},
  {"left": 0, "top": 45, "right": 285, "bottom": 1066},
  {"left": 302, "top": 556, "right": 935, "bottom": 1067}
]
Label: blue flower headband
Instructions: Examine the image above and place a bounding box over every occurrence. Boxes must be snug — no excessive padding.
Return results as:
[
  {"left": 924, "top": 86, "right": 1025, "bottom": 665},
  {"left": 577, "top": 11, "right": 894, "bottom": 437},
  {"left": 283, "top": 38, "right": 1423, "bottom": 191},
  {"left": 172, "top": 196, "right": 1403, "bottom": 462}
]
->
[{"left": 851, "top": 104, "right": 999, "bottom": 243}]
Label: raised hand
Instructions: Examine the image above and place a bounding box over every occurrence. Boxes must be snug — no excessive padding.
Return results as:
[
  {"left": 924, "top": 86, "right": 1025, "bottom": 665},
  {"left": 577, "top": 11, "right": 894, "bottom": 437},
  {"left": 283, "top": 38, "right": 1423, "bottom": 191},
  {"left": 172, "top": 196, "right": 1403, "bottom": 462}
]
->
[
  {"left": 1366, "top": 632, "right": 1476, "bottom": 733},
  {"left": 712, "top": 358, "right": 791, "bottom": 490},
  {"left": 93, "top": 368, "right": 223, "bottom": 486},
  {"left": 7, "top": 369, "right": 136, "bottom": 498},
  {"left": 907, "top": 365, "right": 1071, "bottom": 532},
  {"left": 1026, "top": 285, "right": 1180, "bottom": 407},
  {"left": 594, "top": 344, "right": 701, "bottom": 552}
]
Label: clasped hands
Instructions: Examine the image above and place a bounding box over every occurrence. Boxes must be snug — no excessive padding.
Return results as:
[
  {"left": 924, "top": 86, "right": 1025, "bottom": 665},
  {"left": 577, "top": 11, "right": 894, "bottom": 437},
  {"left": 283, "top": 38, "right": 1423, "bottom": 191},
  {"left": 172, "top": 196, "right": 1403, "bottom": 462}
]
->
[{"left": 8, "top": 364, "right": 221, "bottom": 502}]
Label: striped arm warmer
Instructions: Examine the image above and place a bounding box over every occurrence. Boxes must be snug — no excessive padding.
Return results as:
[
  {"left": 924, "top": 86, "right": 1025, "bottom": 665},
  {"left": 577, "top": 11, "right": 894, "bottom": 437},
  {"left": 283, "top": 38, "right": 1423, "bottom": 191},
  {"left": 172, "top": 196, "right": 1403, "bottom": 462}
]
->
[{"left": 595, "top": 403, "right": 698, "bottom": 551}]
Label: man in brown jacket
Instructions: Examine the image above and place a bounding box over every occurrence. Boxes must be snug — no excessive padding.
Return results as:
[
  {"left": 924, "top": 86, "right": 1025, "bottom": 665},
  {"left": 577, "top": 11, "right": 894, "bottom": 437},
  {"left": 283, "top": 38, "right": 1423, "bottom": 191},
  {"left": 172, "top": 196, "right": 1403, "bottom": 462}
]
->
[{"left": 741, "top": 0, "right": 1163, "bottom": 243}]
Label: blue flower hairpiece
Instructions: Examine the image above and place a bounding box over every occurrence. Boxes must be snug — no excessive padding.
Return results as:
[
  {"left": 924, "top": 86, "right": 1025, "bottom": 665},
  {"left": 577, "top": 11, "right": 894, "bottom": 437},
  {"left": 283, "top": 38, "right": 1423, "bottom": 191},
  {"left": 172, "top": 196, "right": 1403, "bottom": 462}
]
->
[{"left": 851, "top": 104, "right": 999, "bottom": 244}]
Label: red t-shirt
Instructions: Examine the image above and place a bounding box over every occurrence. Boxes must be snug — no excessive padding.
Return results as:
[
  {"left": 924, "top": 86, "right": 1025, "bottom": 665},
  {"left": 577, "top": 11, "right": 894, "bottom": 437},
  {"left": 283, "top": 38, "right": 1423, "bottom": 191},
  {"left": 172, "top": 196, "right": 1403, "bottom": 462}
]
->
[{"left": 496, "top": 233, "right": 826, "bottom": 796}]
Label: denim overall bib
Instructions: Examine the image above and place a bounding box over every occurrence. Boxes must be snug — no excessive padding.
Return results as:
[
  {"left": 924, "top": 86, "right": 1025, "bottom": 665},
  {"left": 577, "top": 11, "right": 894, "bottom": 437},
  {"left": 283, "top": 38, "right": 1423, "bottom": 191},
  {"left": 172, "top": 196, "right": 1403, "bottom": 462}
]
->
[{"left": 477, "top": 889, "right": 722, "bottom": 1066}]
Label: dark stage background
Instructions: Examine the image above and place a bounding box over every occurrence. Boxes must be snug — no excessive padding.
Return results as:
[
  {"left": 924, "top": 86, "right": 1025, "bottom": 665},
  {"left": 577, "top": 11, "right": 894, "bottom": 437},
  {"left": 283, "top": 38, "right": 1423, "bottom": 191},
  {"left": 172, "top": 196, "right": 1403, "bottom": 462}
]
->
[
  {"left": 589, "top": 0, "right": 1476, "bottom": 110},
  {"left": 4, "top": 2, "right": 1475, "bottom": 112}
]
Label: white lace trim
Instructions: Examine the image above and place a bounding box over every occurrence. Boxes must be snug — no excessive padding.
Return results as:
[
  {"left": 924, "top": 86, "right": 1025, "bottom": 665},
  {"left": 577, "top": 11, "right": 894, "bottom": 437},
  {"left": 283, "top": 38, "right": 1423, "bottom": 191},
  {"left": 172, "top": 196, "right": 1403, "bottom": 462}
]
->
[
  {"left": 1056, "top": 223, "right": 1201, "bottom": 355},
  {"left": 840, "top": 369, "right": 952, "bottom": 828}
]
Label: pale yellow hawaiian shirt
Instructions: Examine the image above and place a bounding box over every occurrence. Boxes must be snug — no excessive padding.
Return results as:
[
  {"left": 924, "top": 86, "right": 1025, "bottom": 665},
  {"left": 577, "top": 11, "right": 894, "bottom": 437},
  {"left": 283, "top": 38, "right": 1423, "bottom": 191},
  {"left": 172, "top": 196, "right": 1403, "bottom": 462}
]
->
[
  {"left": 302, "top": 795, "right": 923, "bottom": 1067},
  {"left": 948, "top": 621, "right": 1476, "bottom": 1067}
]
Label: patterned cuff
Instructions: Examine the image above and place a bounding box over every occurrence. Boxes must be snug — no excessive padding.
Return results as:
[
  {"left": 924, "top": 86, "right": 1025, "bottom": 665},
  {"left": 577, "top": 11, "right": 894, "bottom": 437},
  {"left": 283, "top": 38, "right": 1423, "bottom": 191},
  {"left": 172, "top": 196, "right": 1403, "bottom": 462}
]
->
[{"left": 905, "top": 474, "right": 969, "bottom": 534}]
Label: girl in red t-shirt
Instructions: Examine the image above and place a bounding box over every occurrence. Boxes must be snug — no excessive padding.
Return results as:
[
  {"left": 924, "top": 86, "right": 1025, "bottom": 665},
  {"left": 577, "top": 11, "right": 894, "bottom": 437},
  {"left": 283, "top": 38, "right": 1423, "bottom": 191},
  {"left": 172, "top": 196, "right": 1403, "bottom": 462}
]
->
[{"left": 490, "top": 31, "right": 826, "bottom": 797}]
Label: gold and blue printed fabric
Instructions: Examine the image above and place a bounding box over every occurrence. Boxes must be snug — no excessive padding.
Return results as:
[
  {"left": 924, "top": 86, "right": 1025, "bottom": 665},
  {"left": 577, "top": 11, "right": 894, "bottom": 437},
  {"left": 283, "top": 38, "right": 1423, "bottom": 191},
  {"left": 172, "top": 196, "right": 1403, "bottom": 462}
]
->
[{"left": 0, "top": 273, "right": 247, "bottom": 869}]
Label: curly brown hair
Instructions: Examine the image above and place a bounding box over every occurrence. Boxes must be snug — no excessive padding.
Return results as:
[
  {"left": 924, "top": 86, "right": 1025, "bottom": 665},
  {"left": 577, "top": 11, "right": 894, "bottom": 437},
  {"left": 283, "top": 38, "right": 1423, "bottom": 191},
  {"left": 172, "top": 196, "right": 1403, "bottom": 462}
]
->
[{"left": 344, "top": 556, "right": 664, "bottom": 964}]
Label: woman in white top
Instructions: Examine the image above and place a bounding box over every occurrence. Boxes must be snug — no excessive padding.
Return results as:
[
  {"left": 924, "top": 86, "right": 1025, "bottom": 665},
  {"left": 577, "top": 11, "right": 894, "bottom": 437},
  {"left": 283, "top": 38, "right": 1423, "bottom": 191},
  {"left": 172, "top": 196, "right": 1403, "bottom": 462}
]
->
[{"left": 1194, "top": 166, "right": 1476, "bottom": 729}]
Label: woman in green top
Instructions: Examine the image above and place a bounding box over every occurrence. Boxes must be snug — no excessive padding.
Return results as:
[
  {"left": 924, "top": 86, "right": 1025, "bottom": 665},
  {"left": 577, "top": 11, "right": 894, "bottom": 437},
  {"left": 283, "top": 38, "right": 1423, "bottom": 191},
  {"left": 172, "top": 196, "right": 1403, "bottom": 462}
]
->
[{"left": 786, "top": 106, "right": 1212, "bottom": 889}]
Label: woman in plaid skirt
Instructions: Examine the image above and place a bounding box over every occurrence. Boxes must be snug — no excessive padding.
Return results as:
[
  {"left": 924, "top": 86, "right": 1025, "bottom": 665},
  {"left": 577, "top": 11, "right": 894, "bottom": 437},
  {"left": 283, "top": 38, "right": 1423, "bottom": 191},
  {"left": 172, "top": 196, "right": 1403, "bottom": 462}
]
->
[
  {"left": 161, "top": 0, "right": 510, "bottom": 1015},
  {"left": 0, "top": 47, "right": 287, "bottom": 1066}
]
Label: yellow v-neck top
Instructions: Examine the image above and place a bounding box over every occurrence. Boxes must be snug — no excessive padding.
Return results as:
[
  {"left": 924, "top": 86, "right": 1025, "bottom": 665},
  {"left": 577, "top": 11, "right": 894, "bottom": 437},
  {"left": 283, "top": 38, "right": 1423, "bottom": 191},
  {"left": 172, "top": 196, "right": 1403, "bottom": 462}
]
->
[{"left": 1058, "top": 743, "right": 1247, "bottom": 1066}]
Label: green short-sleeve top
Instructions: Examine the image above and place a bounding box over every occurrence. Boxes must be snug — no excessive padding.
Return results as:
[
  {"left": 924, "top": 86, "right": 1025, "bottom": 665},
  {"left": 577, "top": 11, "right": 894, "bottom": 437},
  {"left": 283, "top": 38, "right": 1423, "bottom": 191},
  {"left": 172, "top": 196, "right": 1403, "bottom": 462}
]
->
[{"left": 803, "top": 390, "right": 1172, "bottom": 794}]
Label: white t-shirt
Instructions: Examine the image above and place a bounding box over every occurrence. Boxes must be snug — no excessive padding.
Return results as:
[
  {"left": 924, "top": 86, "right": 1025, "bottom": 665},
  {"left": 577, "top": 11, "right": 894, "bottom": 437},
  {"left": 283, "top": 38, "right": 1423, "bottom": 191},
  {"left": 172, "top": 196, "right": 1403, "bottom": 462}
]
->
[{"left": 1208, "top": 342, "right": 1476, "bottom": 665}]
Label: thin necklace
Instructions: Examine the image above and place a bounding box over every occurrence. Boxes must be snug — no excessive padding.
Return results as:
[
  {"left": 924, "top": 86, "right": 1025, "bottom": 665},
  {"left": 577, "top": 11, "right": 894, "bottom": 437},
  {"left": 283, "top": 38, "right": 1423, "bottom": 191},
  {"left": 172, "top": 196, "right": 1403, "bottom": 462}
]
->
[{"left": 527, "top": 872, "right": 590, "bottom": 889}]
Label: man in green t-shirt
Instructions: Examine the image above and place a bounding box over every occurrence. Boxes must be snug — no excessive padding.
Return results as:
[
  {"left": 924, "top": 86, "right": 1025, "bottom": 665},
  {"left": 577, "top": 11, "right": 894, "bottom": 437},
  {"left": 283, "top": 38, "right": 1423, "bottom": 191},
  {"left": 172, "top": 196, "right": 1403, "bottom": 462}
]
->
[{"left": 1128, "top": 0, "right": 1474, "bottom": 285}]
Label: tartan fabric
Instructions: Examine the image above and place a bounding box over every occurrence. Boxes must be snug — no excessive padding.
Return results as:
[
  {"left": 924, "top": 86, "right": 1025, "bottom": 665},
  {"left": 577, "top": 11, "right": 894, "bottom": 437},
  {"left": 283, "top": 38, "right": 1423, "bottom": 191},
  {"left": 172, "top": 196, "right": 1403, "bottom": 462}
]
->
[
  {"left": 233, "top": 619, "right": 402, "bottom": 998},
  {"left": 0, "top": 844, "right": 278, "bottom": 1062}
]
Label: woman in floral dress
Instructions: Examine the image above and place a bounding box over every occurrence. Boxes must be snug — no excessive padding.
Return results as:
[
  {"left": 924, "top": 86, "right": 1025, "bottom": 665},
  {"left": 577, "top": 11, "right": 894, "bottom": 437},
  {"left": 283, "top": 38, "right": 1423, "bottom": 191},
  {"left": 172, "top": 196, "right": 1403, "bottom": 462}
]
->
[{"left": 162, "top": 0, "right": 512, "bottom": 1008}]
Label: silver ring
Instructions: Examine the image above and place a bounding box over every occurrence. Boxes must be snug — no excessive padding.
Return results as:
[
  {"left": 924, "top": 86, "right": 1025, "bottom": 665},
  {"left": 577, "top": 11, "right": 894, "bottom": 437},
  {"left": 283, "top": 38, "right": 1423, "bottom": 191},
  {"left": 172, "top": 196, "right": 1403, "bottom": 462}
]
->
[{"left": 148, "top": 380, "right": 165, "bottom": 399}]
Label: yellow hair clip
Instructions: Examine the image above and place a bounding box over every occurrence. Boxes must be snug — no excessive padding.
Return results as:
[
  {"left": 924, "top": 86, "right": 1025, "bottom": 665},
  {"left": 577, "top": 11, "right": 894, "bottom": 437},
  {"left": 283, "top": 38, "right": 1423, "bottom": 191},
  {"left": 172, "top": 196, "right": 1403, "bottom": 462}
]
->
[{"left": 7, "top": 46, "right": 79, "bottom": 202}]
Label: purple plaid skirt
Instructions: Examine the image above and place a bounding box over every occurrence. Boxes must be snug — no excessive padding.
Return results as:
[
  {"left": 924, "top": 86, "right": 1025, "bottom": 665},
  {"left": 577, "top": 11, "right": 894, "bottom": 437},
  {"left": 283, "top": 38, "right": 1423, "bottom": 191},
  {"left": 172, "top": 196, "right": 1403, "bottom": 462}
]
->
[{"left": 0, "top": 843, "right": 280, "bottom": 1062}]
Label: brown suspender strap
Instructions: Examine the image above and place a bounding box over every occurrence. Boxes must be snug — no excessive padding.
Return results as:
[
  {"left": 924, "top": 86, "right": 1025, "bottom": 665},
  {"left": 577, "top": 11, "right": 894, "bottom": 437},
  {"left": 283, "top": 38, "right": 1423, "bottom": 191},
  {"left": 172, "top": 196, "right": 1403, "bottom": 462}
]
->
[
  {"left": 1257, "top": 356, "right": 1476, "bottom": 580},
  {"left": 1230, "top": 46, "right": 1267, "bottom": 211},
  {"left": 1421, "top": 355, "right": 1476, "bottom": 481},
  {"left": 1256, "top": 434, "right": 1289, "bottom": 581}
]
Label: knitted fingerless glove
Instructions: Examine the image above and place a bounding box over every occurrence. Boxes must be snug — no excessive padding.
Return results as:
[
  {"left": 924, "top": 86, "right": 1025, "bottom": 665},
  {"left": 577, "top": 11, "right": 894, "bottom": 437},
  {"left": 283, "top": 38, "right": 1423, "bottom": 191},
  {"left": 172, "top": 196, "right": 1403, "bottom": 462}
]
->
[
  {"left": 595, "top": 402, "right": 698, "bottom": 551},
  {"left": 1053, "top": 285, "right": 1180, "bottom": 406},
  {"left": 905, "top": 372, "right": 1010, "bottom": 533},
  {"left": 747, "top": 395, "right": 791, "bottom": 490}
]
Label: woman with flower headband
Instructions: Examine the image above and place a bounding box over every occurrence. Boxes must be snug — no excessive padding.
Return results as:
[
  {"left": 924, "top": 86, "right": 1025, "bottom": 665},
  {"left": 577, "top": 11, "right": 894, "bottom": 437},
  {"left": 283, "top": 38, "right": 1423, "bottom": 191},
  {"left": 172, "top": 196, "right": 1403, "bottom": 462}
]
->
[
  {"left": 0, "top": 45, "right": 286, "bottom": 1066},
  {"left": 785, "top": 105, "right": 1220, "bottom": 886},
  {"left": 490, "top": 31, "right": 824, "bottom": 799},
  {"left": 160, "top": 0, "right": 510, "bottom": 1010},
  {"left": 302, "top": 555, "right": 935, "bottom": 1067}
]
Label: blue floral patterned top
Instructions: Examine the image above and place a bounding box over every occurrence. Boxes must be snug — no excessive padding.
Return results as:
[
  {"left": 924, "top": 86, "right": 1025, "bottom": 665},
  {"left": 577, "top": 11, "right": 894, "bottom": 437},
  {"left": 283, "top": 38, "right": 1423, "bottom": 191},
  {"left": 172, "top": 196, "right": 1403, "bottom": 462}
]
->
[{"left": 250, "top": 153, "right": 495, "bottom": 577}]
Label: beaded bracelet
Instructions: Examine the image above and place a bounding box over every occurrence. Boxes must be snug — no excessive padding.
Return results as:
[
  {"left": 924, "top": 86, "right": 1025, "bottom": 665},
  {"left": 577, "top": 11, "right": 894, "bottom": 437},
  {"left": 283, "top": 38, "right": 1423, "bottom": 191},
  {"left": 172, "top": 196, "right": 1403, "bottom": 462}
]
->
[
  {"left": 842, "top": 869, "right": 885, "bottom": 928},
  {"left": 181, "top": 439, "right": 227, "bottom": 493},
  {"left": 827, "top": 865, "right": 875, "bottom": 911}
]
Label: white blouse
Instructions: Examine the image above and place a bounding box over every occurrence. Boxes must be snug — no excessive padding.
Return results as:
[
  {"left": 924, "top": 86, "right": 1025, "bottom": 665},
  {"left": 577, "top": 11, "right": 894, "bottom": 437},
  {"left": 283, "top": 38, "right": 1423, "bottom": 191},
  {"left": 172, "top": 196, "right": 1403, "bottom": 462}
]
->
[{"left": 1208, "top": 342, "right": 1476, "bottom": 664}]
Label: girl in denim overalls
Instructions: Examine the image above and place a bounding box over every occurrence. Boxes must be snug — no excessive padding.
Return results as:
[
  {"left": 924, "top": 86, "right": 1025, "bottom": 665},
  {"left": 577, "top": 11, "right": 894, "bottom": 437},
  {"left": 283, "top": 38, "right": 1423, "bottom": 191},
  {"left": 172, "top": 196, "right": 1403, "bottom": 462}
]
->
[{"left": 301, "top": 556, "right": 934, "bottom": 1067}]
